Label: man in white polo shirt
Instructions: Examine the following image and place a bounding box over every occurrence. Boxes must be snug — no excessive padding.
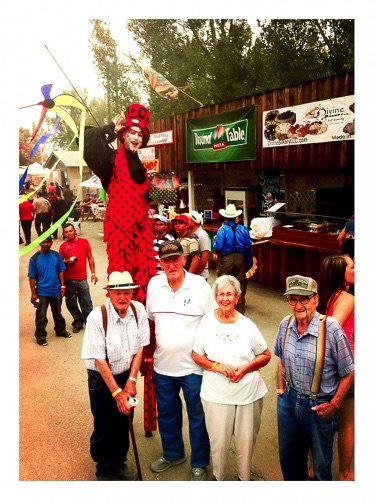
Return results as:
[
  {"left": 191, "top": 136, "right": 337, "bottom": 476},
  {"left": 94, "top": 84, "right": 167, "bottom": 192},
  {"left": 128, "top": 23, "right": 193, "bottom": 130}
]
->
[{"left": 146, "top": 240, "right": 217, "bottom": 481}]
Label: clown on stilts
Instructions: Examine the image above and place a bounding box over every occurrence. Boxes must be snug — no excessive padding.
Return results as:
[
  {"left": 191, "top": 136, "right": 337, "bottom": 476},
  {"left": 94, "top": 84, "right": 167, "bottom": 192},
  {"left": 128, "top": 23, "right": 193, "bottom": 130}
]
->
[{"left": 83, "top": 103, "right": 158, "bottom": 436}]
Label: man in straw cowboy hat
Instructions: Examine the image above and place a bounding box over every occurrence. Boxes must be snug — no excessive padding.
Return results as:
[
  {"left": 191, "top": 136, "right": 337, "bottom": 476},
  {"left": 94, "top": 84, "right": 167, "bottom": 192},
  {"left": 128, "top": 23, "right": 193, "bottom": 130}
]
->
[
  {"left": 213, "top": 204, "right": 252, "bottom": 314},
  {"left": 81, "top": 271, "right": 150, "bottom": 481}
]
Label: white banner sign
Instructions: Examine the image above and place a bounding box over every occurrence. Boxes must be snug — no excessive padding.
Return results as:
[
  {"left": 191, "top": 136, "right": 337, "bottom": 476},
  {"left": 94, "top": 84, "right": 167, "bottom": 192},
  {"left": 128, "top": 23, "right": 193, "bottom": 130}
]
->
[
  {"left": 263, "top": 95, "right": 355, "bottom": 148},
  {"left": 138, "top": 147, "right": 155, "bottom": 161},
  {"left": 148, "top": 130, "right": 174, "bottom": 146}
]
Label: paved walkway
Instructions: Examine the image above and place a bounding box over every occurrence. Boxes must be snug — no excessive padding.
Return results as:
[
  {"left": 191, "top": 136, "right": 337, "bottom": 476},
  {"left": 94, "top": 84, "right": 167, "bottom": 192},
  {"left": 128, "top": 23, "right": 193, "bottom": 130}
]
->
[{"left": 18, "top": 219, "right": 341, "bottom": 487}]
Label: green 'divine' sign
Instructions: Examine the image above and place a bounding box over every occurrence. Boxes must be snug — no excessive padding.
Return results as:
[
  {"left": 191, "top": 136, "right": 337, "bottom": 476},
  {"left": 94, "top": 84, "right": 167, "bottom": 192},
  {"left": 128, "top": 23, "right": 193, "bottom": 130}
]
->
[{"left": 186, "top": 106, "right": 257, "bottom": 163}]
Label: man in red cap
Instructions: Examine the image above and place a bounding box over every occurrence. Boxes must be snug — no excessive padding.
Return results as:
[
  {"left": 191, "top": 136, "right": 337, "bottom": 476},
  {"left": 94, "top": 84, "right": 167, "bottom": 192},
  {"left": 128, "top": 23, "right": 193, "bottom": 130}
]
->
[{"left": 83, "top": 104, "right": 157, "bottom": 304}]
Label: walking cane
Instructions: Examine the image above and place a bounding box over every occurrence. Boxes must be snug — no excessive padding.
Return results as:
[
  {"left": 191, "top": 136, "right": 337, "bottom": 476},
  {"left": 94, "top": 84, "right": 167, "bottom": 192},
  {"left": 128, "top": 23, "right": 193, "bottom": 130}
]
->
[{"left": 128, "top": 398, "right": 142, "bottom": 481}]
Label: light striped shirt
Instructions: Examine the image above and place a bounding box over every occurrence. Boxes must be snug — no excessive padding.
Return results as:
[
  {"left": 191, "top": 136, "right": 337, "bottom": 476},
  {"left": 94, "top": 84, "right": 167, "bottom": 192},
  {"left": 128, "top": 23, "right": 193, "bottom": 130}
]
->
[
  {"left": 81, "top": 300, "right": 150, "bottom": 375},
  {"left": 273, "top": 312, "right": 354, "bottom": 396}
]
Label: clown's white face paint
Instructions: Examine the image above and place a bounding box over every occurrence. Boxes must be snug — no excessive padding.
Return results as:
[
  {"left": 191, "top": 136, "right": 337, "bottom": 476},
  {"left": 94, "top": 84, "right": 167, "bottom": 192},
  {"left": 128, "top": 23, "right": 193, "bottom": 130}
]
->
[{"left": 124, "top": 126, "right": 143, "bottom": 153}]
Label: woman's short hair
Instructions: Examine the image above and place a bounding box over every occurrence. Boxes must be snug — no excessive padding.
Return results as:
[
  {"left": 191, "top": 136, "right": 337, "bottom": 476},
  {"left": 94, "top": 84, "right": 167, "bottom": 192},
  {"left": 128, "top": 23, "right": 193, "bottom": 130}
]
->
[{"left": 212, "top": 275, "right": 241, "bottom": 296}]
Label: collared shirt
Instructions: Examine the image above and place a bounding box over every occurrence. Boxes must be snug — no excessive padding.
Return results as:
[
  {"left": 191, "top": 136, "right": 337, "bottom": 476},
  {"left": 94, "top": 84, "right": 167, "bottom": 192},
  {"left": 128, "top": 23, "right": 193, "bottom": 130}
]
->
[
  {"left": 146, "top": 271, "right": 217, "bottom": 376},
  {"left": 213, "top": 220, "right": 251, "bottom": 256},
  {"left": 81, "top": 300, "right": 150, "bottom": 375},
  {"left": 33, "top": 196, "right": 51, "bottom": 215},
  {"left": 273, "top": 312, "right": 354, "bottom": 396}
]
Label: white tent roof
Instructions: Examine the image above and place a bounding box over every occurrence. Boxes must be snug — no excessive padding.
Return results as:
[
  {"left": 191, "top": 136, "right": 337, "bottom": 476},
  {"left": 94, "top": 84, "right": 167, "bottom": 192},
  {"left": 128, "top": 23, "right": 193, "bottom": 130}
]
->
[
  {"left": 79, "top": 175, "right": 103, "bottom": 189},
  {"left": 19, "top": 163, "right": 50, "bottom": 175}
]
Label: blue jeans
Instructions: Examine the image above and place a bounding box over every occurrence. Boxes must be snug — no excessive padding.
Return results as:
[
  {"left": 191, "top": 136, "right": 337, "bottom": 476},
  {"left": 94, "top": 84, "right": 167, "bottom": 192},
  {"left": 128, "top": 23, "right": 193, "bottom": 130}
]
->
[
  {"left": 154, "top": 372, "right": 210, "bottom": 468},
  {"left": 65, "top": 278, "right": 93, "bottom": 328},
  {"left": 87, "top": 369, "right": 131, "bottom": 477},
  {"left": 35, "top": 296, "right": 67, "bottom": 340},
  {"left": 277, "top": 385, "right": 339, "bottom": 480}
]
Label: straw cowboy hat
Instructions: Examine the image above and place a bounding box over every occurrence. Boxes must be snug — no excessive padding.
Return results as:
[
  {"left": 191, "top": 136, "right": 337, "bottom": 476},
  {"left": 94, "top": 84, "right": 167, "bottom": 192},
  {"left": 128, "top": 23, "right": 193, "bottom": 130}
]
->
[
  {"left": 104, "top": 271, "right": 139, "bottom": 290},
  {"left": 219, "top": 204, "right": 242, "bottom": 218}
]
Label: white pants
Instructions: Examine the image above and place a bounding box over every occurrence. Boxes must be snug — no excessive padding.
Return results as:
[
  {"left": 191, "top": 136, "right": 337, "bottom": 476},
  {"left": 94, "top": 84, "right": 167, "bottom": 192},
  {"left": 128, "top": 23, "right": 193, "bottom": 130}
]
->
[{"left": 202, "top": 398, "right": 263, "bottom": 481}]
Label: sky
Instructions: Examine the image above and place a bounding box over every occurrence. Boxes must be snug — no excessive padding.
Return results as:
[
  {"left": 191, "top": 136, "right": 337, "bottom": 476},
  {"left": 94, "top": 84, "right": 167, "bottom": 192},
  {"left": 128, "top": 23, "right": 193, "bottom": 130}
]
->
[{"left": 17, "top": 18, "right": 142, "bottom": 129}]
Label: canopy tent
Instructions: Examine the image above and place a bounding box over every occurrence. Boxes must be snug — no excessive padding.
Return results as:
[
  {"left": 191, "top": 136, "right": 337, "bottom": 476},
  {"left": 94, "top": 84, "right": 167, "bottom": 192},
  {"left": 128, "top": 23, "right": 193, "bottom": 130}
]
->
[
  {"left": 19, "top": 162, "right": 50, "bottom": 176},
  {"left": 79, "top": 175, "right": 103, "bottom": 189}
]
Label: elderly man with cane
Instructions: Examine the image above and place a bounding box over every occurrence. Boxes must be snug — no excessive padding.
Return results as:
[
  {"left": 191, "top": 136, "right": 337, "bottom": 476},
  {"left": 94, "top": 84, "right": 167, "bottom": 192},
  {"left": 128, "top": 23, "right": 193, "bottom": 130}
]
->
[{"left": 81, "top": 271, "right": 149, "bottom": 481}]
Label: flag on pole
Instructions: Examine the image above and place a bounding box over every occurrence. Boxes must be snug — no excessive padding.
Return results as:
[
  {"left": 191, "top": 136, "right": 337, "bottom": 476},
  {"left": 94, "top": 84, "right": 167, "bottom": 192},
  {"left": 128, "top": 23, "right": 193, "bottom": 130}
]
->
[{"left": 140, "top": 65, "right": 179, "bottom": 100}]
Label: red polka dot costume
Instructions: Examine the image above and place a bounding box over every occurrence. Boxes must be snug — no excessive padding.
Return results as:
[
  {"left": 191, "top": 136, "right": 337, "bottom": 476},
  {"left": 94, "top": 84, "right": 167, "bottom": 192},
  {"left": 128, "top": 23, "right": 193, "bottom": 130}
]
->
[
  {"left": 83, "top": 104, "right": 157, "bottom": 303},
  {"left": 83, "top": 104, "right": 158, "bottom": 433},
  {"left": 104, "top": 146, "right": 157, "bottom": 303}
]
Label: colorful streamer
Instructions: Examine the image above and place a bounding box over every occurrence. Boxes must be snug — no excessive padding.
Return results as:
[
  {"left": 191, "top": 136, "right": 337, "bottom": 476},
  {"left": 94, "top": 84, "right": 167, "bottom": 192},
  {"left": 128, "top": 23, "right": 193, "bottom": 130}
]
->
[
  {"left": 19, "top": 93, "right": 87, "bottom": 257},
  {"left": 19, "top": 114, "right": 60, "bottom": 194}
]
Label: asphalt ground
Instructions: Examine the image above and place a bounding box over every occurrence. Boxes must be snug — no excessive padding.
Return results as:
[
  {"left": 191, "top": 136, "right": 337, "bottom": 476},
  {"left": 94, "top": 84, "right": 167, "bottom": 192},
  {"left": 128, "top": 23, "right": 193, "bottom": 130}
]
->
[{"left": 14, "top": 218, "right": 361, "bottom": 499}]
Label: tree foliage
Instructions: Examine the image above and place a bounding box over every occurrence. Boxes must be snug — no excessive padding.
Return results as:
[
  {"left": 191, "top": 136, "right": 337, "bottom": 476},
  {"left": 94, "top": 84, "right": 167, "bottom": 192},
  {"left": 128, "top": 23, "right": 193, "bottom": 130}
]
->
[
  {"left": 20, "top": 19, "right": 354, "bottom": 159},
  {"left": 19, "top": 127, "right": 43, "bottom": 166},
  {"left": 89, "top": 20, "right": 144, "bottom": 121},
  {"left": 253, "top": 19, "right": 354, "bottom": 90},
  {"left": 125, "top": 19, "right": 354, "bottom": 119}
]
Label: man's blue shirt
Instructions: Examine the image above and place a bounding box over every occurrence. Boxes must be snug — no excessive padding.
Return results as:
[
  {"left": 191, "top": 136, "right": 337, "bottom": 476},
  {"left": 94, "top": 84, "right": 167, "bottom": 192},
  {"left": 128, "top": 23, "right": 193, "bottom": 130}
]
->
[
  {"left": 28, "top": 250, "right": 66, "bottom": 297},
  {"left": 213, "top": 220, "right": 252, "bottom": 255}
]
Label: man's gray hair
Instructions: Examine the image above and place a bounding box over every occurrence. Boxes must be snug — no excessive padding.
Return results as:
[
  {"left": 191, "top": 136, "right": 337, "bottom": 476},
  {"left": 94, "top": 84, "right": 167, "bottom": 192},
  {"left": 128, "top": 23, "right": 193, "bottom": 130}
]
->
[{"left": 212, "top": 275, "right": 241, "bottom": 296}]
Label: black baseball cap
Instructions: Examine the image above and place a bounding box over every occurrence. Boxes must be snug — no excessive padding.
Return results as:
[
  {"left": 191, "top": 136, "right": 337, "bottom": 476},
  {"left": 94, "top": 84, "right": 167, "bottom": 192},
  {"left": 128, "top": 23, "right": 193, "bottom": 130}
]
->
[{"left": 158, "top": 240, "right": 184, "bottom": 260}]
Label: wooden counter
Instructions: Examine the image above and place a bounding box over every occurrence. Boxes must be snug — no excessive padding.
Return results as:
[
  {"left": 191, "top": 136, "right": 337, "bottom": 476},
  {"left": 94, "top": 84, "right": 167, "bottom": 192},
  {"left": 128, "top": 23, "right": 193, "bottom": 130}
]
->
[{"left": 204, "top": 224, "right": 340, "bottom": 290}]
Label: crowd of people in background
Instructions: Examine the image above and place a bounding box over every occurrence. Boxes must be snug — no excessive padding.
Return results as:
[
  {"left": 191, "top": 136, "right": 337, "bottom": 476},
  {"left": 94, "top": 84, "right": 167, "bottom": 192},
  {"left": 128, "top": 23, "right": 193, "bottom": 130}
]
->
[{"left": 19, "top": 180, "right": 102, "bottom": 244}]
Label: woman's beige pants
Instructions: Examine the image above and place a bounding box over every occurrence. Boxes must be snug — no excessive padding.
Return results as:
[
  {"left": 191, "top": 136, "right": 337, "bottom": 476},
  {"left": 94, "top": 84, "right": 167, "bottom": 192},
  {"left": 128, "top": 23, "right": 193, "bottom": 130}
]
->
[{"left": 202, "top": 397, "right": 263, "bottom": 481}]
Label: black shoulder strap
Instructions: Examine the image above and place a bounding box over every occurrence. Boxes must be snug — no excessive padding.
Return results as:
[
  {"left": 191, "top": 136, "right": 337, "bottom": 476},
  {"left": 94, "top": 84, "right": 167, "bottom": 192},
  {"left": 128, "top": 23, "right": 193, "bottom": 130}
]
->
[
  {"left": 130, "top": 302, "right": 138, "bottom": 326},
  {"left": 100, "top": 304, "right": 108, "bottom": 336},
  {"left": 100, "top": 302, "right": 138, "bottom": 337},
  {"left": 227, "top": 223, "right": 237, "bottom": 251}
]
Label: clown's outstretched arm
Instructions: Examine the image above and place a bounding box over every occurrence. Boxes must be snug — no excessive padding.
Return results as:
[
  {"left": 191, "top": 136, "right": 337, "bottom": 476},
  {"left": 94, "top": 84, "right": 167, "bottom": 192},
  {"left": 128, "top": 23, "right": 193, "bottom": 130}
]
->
[{"left": 82, "top": 122, "right": 118, "bottom": 191}]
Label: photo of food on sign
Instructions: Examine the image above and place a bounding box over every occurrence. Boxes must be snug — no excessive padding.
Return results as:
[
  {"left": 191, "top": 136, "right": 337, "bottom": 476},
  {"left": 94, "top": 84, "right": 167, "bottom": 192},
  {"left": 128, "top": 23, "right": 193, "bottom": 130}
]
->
[{"left": 263, "top": 97, "right": 355, "bottom": 145}]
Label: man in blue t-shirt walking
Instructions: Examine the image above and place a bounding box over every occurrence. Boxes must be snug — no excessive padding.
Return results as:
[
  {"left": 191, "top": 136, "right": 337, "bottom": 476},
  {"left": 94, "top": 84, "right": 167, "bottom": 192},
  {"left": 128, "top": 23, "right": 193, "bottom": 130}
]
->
[{"left": 28, "top": 236, "right": 71, "bottom": 346}]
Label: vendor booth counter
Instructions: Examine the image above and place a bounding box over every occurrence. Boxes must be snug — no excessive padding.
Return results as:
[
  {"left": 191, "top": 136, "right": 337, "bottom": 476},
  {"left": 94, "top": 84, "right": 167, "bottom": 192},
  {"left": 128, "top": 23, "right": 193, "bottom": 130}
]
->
[{"left": 203, "top": 222, "right": 340, "bottom": 291}]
